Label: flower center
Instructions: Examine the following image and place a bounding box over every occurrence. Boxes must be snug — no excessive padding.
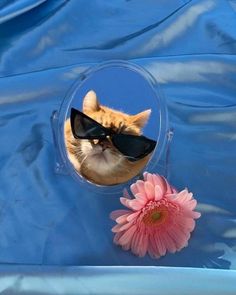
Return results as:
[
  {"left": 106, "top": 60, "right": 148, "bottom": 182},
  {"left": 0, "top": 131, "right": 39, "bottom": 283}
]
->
[
  {"left": 151, "top": 211, "right": 161, "bottom": 221},
  {"left": 142, "top": 207, "right": 168, "bottom": 226}
]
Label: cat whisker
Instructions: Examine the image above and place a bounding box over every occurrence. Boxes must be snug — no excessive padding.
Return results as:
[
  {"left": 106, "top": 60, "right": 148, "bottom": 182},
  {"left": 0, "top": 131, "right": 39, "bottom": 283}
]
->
[
  {"left": 79, "top": 154, "right": 89, "bottom": 167},
  {"left": 109, "top": 150, "right": 137, "bottom": 162},
  {"left": 123, "top": 155, "right": 135, "bottom": 160},
  {"left": 75, "top": 150, "right": 84, "bottom": 156},
  {"left": 121, "top": 155, "right": 137, "bottom": 161}
]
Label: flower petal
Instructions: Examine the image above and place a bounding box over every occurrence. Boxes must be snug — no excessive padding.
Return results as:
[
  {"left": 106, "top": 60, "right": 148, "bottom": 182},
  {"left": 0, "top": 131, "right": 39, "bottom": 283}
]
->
[
  {"left": 161, "top": 232, "right": 177, "bottom": 253},
  {"left": 152, "top": 174, "right": 164, "bottom": 187},
  {"left": 130, "top": 183, "right": 139, "bottom": 196},
  {"left": 175, "top": 189, "right": 192, "bottom": 203},
  {"left": 181, "top": 209, "right": 201, "bottom": 219},
  {"left": 143, "top": 172, "right": 148, "bottom": 181},
  {"left": 130, "top": 230, "right": 138, "bottom": 252},
  {"left": 122, "top": 237, "right": 132, "bottom": 251},
  {"left": 134, "top": 193, "right": 147, "bottom": 205},
  {"left": 126, "top": 211, "right": 140, "bottom": 222},
  {"left": 123, "top": 188, "right": 131, "bottom": 199},
  {"left": 146, "top": 173, "right": 154, "bottom": 184},
  {"left": 144, "top": 182, "right": 155, "bottom": 200},
  {"left": 148, "top": 236, "right": 160, "bottom": 258},
  {"left": 119, "top": 222, "right": 134, "bottom": 232},
  {"left": 118, "top": 225, "right": 137, "bottom": 246},
  {"left": 137, "top": 233, "right": 149, "bottom": 257},
  {"left": 163, "top": 177, "right": 174, "bottom": 194},
  {"left": 154, "top": 185, "right": 163, "bottom": 201},
  {"left": 165, "top": 193, "right": 177, "bottom": 200},
  {"left": 153, "top": 174, "right": 171, "bottom": 194},
  {"left": 136, "top": 180, "right": 147, "bottom": 199},
  {"left": 154, "top": 233, "right": 167, "bottom": 256},
  {"left": 128, "top": 199, "right": 144, "bottom": 211},
  {"left": 116, "top": 214, "right": 131, "bottom": 224},
  {"left": 112, "top": 224, "right": 123, "bottom": 233},
  {"left": 131, "top": 229, "right": 145, "bottom": 255},
  {"left": 120, "top": 197, "right": 133, "bottom": 209},
  {"left": 110, "top": 210, "right": 131, "bottom": 221},
  {"left": 167, "top": 226, "right": 189, "bottom": 250},
  {"left": 186, "top": 199, "right": 197, "bottom": 210},
  {"left": 113, "top": 232, "right": 123, "bottom": 245},
  {"left": 175, "top": 217, "right": 196, "bottom": 232}
]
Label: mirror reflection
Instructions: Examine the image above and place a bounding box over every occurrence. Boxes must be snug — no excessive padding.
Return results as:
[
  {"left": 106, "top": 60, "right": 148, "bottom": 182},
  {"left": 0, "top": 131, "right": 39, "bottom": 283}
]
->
[
  {"left": 64, "top": 90, "right": 156, "bottom": 185},
  {"left": 63, "top": 63, "right": 161, "bottom": 186}
]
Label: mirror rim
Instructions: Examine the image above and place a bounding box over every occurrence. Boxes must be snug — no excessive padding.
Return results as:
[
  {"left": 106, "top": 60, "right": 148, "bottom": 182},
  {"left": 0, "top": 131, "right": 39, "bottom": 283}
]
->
[{"left": 56, "top": 60, "right": 169, "bottom": 194}]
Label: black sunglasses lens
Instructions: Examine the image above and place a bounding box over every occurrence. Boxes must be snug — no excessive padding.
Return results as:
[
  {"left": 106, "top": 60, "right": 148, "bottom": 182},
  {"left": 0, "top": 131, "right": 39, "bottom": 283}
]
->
[
  {"left": 112, "top": 134, "right": 156, "bottom": 160},
  {"left": 70, "top": 108, "right": 107, "bottom": 139}
]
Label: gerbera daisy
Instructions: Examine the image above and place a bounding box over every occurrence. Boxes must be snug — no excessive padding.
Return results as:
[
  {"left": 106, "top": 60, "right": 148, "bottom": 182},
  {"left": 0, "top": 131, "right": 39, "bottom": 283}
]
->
[{"left": 110, "top": 172, "right": 201, "bottom": 258}]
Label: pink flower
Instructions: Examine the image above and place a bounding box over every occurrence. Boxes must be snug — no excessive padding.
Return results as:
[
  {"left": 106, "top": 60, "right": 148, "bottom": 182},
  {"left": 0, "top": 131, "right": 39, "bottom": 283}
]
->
[{"left": 110, "top": 172, "right": 201, "bottom": 258}]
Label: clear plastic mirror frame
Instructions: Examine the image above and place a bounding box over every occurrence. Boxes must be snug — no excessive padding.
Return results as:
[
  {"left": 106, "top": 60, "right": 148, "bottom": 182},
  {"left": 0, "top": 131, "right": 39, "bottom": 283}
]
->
[{"left": 51, "top": 60, "right": 169, "bottom": 194}]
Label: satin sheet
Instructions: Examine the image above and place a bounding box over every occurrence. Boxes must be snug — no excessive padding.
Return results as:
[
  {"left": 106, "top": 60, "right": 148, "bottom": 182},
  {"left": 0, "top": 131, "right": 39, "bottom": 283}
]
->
[{"left": 0, "top": 0, "right": 236, "bottom": 293}]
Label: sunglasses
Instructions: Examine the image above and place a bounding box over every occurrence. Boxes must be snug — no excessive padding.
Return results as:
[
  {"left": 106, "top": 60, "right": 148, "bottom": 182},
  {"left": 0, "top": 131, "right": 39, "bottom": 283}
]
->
[{"left": 70, "top": 108, "right": 156, "bottom": 161}]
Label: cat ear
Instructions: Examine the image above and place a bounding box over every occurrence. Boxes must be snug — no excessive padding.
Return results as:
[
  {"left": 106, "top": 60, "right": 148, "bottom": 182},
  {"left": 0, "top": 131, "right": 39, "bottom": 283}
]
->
[
  {"left": 82, "top": 90, "right": 100, "bottom": 112},
  {"left": 132, "top": 109, "right": 151, "bottom": 128}
]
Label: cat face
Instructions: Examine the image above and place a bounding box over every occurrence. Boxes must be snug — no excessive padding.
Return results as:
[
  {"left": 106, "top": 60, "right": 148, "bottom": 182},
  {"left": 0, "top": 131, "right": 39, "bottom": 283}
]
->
[{"left": 78, "top": 90, "right": 151, "bottom": 174}]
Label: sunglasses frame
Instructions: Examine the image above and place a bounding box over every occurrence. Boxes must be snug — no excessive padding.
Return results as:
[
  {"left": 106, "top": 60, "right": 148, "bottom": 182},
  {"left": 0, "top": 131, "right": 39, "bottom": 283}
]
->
[
  {"left": 71, "top": 108, "right": 113, "bottom": 140},
  {"left": 70, "top": 108, "right": 156, "bottom": 161}
]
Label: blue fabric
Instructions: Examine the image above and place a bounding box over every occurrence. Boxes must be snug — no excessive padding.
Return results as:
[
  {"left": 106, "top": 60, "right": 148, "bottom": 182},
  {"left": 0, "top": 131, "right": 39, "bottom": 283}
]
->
[
  {"left": 0, "top": 266, "right": 235, "bottom": 295},
  {"left": 0, "top": 0, "right": 236, "bottom": 293}
]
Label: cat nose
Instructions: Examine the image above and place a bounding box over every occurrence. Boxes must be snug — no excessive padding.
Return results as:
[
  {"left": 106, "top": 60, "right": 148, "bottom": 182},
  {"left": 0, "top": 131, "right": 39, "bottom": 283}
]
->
[{"left": 99, "top": 139, "right": 111, "bottom": 151}]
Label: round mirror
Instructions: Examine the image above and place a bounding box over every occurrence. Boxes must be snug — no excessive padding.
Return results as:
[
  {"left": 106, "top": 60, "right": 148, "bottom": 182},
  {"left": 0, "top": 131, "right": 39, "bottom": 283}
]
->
[{"left": 55, "top": 61, "right": 168, "bottom": 189}]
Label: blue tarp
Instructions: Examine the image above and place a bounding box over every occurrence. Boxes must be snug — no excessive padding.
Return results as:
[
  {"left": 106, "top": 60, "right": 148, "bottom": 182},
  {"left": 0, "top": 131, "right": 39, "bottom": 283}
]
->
[{"left": 0, "top": 0, "right": 236, "bottom": 293}]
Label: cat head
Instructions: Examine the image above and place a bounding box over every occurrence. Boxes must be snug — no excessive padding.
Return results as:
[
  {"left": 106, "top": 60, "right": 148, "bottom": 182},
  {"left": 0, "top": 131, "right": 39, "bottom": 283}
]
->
[{"left": 75, "top": 90, "right": 151, "bottom": 175}]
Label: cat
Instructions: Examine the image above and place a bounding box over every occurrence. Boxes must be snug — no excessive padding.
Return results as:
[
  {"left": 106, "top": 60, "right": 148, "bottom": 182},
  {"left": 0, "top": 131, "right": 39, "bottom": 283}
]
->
[{"left": 64, "top": 90, "right": 152, "bottom": 185}]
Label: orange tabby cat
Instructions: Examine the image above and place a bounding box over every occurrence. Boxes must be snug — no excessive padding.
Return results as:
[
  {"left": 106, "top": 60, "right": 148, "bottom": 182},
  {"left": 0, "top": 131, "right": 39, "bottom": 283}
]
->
[{"left": 64, "top": 90, "right": 152, "bottom": 185}]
